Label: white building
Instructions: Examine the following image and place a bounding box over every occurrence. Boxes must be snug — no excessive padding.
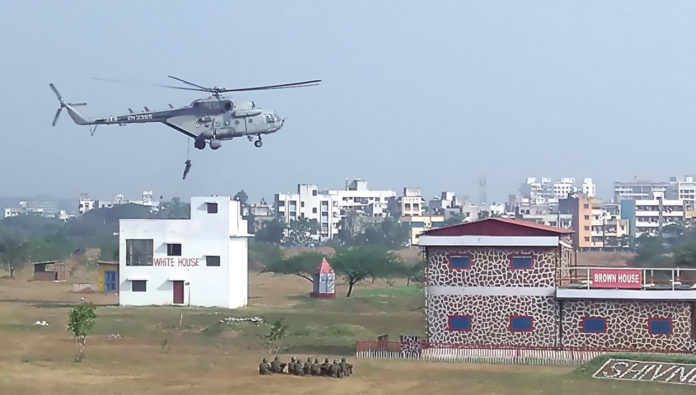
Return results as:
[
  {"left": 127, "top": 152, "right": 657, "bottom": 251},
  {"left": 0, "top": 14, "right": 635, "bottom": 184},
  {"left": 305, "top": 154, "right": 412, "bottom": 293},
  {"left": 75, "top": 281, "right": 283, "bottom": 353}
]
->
[
  {"left": 553, "top": 177, "right": 577, "bottom": 199},
  {"left": 521, "top": 177, "right": 592, "bottom": 204},
  {"left": 78, "top": 194, "right": 97, "bottom": 215},
  {"left": 274, "top": 179, "right": 396, "bottom": 241},
  {"left": 80, "top": 191, "right": 156, "bottom": 215},
  {"left": 621, "top": 193, "right": 685, "bottom": 238},
  {"left": 391, "top": 187, "right": 425, "bottom": 217},
  {"left": 614, "top": 180, "right": 669, "bottom": 202},
  {"left": 581, "top": 178, "right": 596, "bottom": 198},
  {"left": 118, "top": 196, "right": 250, "bottom": 309},
  {"left": 3, "top": 208, "right": 20, "bottom": 218},
  {"left": 670, "top": 176, "right": 696, "bottom": 209}
]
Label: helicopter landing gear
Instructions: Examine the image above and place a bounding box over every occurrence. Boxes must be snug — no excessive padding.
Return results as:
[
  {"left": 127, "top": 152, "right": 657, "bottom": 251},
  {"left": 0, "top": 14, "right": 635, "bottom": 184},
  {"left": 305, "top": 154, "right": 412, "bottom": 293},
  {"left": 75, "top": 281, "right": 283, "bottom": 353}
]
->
[
  {"left": 194, "top": 139, "right": 206, "bottom": 150},
  {"left": 254, "top": 137, "right": 263, "bottom": 148}
]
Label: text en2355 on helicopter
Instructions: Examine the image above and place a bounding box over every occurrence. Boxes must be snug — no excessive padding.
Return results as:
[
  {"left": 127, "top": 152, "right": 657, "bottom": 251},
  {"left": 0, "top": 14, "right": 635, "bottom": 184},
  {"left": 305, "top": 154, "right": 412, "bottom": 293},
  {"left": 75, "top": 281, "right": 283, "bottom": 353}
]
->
[{"left": 49, "top": 76, "right": 321, "bottom": 150}]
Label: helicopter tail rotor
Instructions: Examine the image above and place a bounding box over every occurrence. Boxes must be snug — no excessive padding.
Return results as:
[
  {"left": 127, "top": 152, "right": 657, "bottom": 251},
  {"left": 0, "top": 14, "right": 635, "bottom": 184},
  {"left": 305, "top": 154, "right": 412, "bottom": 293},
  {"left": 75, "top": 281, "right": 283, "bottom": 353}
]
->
[{"left": 49, "top": 83, "right": 87, "bottom": 126}]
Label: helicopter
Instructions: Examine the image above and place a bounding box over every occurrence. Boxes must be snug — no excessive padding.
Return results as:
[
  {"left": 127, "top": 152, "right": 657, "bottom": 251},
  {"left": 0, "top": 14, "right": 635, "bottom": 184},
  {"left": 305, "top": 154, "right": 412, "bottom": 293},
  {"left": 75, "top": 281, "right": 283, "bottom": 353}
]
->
[{"left": 49, "top": 76, "right": 320, "bottom": 150}]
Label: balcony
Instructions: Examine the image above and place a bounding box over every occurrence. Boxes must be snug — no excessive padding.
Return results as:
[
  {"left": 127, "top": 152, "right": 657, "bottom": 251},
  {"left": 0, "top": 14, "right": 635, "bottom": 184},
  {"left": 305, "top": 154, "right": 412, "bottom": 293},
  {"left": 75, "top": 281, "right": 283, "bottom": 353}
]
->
[{"left": 557, "top": 266, "right": 696, "bottom": 300}]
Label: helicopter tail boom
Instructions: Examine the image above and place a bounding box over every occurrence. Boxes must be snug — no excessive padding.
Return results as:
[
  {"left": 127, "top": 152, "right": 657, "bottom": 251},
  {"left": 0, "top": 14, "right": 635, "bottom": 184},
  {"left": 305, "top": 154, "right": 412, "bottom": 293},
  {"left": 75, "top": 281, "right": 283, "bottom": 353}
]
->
[{"left": 49, "top": 83, "right": 90, "bottom": 126}]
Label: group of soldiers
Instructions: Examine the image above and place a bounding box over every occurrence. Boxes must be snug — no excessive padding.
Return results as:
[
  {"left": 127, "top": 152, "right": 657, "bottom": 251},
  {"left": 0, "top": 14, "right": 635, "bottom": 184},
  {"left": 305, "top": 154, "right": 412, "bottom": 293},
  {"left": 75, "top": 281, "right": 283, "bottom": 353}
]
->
[{"left": 259, "top": 356, "right": 353, "bottom": 378}]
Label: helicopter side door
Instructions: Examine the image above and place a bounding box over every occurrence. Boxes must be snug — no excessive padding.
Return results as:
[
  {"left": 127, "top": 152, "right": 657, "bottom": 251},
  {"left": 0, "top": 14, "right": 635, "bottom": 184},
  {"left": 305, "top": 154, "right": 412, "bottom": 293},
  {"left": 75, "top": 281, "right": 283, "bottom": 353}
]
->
[{"left": 229, "top": 115, "right": 247, "bottom": 136}]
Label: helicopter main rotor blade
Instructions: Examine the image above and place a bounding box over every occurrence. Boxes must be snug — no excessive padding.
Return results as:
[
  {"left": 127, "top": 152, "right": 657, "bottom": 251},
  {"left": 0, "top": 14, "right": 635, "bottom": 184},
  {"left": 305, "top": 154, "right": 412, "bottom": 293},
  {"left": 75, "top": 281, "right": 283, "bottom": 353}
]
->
[
  {"left": 91, "top": 77, "right": 202, "bottom": 91},
  {"left": 52, "top": 107, "right": 62, "bottom": 126},
  {"left": 167, "top": 75, "right": 209, "bottom": 90},
  {"left": 219, "top": 80, "right": 322, "bottom": 93},
  {"left": 49, "top": 83, "right": 63, "bottom": 103}
]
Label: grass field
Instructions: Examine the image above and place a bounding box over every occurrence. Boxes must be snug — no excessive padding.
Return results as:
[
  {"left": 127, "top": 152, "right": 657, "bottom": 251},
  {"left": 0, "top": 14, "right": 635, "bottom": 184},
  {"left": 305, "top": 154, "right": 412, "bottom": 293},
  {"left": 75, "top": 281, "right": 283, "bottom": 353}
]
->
[{"left": 0, "top": 266, "right": 693, "bottom": 394}]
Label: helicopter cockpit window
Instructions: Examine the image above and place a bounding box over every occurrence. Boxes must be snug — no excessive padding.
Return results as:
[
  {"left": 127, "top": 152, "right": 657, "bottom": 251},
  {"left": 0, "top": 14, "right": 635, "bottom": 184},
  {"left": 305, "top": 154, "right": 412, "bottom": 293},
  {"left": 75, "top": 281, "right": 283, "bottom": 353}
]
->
[
  {"left": 265, "top": 114, "right": 275, "bottom": 123},
  {"left": 224, "top": 102, "right": 232, "bottom": 111}
]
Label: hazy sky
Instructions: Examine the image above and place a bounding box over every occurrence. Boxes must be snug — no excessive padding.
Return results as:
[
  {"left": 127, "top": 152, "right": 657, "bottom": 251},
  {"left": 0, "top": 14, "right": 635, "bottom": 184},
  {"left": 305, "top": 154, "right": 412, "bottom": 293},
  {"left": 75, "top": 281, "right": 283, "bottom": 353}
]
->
[{"left": 1, "top": 1, "right": 696, "bottom": 203}]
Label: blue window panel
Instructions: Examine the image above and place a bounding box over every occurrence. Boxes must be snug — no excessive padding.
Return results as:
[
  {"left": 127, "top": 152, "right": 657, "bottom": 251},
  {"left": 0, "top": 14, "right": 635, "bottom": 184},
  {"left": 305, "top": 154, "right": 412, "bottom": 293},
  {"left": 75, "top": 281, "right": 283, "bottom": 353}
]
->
[
  {"left": 511, "top": 256, "right": 533, "bottom": 269},
  {"left": 582, "top": 318, "right": 606, "bottom": 333},
  {"left": 649, "top": 319, "right": 672, "bottom": 335},
  {"left": 449, "top": 256, "right": 471, "bottom": 269},
  {"left": 449, "top": 316, "right": 471, "bottom": 331},
  {"left": 510, "top": 316, "right": 533, "bottom": 331}
]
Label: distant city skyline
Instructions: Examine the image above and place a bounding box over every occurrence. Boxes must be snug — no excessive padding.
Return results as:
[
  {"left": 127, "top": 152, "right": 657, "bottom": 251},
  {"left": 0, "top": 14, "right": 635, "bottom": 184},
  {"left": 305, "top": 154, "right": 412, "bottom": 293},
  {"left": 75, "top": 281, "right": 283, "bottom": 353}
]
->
[
  {"left": 2, "top": 172, "right": 693, "bottom": 206},
  {"left": 2, "top": 2, "right": 696, "bottom": 205}
]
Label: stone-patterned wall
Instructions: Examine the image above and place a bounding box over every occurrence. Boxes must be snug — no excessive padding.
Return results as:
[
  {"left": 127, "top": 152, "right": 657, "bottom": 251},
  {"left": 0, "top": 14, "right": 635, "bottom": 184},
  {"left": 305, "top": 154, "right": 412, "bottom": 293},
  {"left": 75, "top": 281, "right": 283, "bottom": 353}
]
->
[
  {"left": 426, "top": 295, "right": 560, "bottom": 347},
  {"left": 425, "top": 246, "right": 558, "bottom": 287},
  {"left": 562, "top": 300, "right": 694, "bottom": 352}
]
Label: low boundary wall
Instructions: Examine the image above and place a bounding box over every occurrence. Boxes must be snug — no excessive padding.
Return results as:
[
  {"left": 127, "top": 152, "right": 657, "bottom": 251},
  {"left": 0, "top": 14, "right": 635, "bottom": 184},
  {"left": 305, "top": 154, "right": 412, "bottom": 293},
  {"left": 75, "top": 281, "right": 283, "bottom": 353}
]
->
[{"left": 355, "top": 340, "right": 694, "bottom": 366}]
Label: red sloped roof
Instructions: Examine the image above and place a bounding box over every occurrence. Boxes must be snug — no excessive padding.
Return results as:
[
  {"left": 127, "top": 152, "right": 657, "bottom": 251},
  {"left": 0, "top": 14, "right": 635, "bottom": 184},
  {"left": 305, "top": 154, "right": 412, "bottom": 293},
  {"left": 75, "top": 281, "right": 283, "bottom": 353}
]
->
[
  {"left": 314, "top": 258, "right": 334, "bottom": 274},
  {"left": 424, "top": 217, "right": 574, "bottom": 237}
]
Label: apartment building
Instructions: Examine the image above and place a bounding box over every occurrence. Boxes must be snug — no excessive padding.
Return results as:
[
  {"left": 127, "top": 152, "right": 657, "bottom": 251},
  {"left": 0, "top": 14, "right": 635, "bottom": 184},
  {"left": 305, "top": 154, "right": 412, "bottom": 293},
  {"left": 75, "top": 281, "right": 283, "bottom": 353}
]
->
[
  {"left": 274, "top": 179, "right": 396, "bottom": 241},
  {"left": 621, "top": 193, "right": 686, "bottom": 238}
]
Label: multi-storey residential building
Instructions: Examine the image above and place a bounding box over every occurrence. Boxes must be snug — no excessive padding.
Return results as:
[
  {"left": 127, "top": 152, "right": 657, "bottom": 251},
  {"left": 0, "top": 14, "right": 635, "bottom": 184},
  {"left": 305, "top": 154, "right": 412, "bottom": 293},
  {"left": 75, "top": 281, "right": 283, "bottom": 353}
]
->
[
  {"left": 581, "top": 178, "right": 596, "bottom": 198},
  {"left": 669, "top": 176, "right": 696, "bottom": 209},
  {"left": 552, "top": 177, "right": 576, "bottom": 199},
  {"left": 400, "top": 214, "right": 444, "bottom": 246},
  {"left": 621, "top": 193, "right": 685, "bottom": 238},
  {"left": 559, "top": 195, "right": 629, "bottom": 249},
  {"left": 429, "top": 191, "right": 462, "bottom": 214},
  {"left": 390, "top": 188, "right": 425, "bottom": 217},
  {"left": 614, "top": 180, "right": 669, "bottom": 202},
  {"left": 274, "top": 179, "right": 396, "bottom": 241},
  {"left": 520, "top": 177, "right": 594, "bottom": 205}
]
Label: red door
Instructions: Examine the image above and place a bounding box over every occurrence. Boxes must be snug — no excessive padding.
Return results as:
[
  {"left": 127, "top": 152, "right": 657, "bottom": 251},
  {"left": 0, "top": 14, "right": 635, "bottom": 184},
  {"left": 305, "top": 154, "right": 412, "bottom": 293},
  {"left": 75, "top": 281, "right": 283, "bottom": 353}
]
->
[{"left": 173, "top": 281, "right": 184, "bottom": 304}]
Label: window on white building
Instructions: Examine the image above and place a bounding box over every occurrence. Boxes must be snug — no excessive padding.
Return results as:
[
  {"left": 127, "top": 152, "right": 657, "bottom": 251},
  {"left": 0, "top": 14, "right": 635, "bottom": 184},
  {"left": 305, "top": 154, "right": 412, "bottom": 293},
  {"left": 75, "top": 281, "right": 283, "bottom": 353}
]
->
[
  {"left": 132, "top": 280, "right": 147, "bottom": 292},
  {"left": 167, "top": 243, "right": 182, "bottom": 256},
  {"left": 206, "top": 256, "right": 221, "bottom": 266},
  {"left": 126, "top": 239, "right": 153, "bottom": 266},
  {"left": 207, "top": 202, "right": 218, "bottom": 214}
]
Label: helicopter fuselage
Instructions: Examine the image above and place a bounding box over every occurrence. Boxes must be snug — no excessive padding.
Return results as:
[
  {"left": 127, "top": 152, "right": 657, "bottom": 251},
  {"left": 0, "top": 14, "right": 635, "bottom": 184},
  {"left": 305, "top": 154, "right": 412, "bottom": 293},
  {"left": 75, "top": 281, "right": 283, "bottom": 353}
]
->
[{"left": 60, "top": 95, "right": 283, "bottom": 150}]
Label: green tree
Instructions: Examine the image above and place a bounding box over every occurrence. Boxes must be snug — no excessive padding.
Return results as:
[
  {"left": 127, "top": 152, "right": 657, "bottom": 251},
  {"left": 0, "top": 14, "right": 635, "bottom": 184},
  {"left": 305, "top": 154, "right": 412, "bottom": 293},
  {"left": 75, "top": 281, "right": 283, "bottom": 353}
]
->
[
  {"left": 263, "top": 318, "right": 289, "bottom": 355},
  {"left": 333, "top": 246, "right": 403, "bottom": 297},
  {"left": 443, "top": 213, "right": 465, "bottom": 226},
  {"left": 632, "top": 235, "right": 672, "bottom": 267},
  {"left": 401, "top": 262, "right": 425, "bottom": 286},
  {"left": 349, "top": 217, "right": 409, "bottom": 248},
  {"left": 261, "top": 252, "right": 324, "bottom": 282},
  {"left": 254, "top": 219, "right": 286, "bottom": 244},
  {"left": 0, "top": 235, "right": 29, "bottom": 277},
  {"left": 248, "top": 240, "right": 283, "bottom": 271},
  {"left": 477, "top": 210, "right": 490, "bottom": 220},
  {"left": 67, "top": 301, "right": 97, "bottom": 362},
  {"left": 288, "top": 217, "right": 320, "bottom": 245}
]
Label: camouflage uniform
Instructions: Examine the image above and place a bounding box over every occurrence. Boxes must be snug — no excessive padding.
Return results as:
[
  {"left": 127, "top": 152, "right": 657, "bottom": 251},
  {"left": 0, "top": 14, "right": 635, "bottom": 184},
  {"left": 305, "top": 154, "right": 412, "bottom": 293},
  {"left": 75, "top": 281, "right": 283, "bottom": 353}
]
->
[
  {"left": 288, "top": 357, "right": 297, "bottom": 375},
  {"left": 329, "top": 360, "right": 340, "bottom": 378},
  {"left": 270, "top": 356, "right": 286, "bottom": 373},
  {"left": 320, "top": 358, "right": 331, "bottom": 376},
  {"left": 339, "top": 357, "right": 353, "bottom": 377},
  {"left": 311, "top": 358, "right": 322, "bottom": 376},
  {"left": 303, "top": 358, "right": 312, "bottom": 375},
  {"left": 258, "top": 358, "right": 272, "bottom": 375}
]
